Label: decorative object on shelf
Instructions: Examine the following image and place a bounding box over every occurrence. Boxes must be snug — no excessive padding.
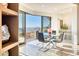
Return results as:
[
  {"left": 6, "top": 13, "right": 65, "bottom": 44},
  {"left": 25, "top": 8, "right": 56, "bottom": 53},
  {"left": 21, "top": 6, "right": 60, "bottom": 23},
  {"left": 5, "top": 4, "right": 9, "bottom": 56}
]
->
[
  {"left": 60, "top": 20, "right": 68, "bottom": 30},
  {"left": 60, "top": 20, "right": 63, "bottom": 29},
  {"left": 1, "top": 25, "right": 10, "bottom": 42},
  {"left": 62, "top": 23, "right": 68, "bottom": 30}
]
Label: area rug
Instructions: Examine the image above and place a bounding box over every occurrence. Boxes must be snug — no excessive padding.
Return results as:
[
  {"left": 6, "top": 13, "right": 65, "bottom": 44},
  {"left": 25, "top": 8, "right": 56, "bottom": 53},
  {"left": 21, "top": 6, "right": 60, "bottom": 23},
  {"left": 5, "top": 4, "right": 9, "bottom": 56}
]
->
[{"left": 22, "top": 40, "right": 58, "bottom": 56}]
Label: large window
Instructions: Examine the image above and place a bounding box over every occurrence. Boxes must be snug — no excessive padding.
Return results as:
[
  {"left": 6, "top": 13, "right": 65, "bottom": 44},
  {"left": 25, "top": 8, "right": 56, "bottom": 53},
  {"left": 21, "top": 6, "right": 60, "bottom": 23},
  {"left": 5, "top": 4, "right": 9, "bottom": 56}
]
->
[
  {"left": 19, "top": 11, "right": 26, "bottom": 44},
  {"left": 19, "top": 12, "right": 51, "bottom": 40},
  {"left": 26, "top": 14, "right": 41, "bottom": 39},
  {"left": 26, "top": 13, "right": 51, "bottom": 39},
  {"left": 42, "top": 16, "right": 51, "bottom": 33}
]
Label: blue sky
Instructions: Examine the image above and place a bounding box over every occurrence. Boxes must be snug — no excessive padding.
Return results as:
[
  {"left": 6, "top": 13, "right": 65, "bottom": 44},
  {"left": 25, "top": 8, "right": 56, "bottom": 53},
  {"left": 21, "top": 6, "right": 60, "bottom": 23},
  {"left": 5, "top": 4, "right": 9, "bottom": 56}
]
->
[
  {"left": 19, "top": 14, "right": 41, "bottom": 28},
  {"left": 26, "top": 14, "right": 41, "bottom": 28},
  {"left": 19, "top": 14, "right": 50, "bottom": 28}
]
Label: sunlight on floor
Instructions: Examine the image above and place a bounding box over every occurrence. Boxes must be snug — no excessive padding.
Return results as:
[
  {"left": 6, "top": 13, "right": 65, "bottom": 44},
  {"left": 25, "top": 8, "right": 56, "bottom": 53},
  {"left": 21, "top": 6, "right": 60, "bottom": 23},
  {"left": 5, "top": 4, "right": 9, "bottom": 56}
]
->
[{"left": 19, "top": 42, "right": 79, "bottom": 56}]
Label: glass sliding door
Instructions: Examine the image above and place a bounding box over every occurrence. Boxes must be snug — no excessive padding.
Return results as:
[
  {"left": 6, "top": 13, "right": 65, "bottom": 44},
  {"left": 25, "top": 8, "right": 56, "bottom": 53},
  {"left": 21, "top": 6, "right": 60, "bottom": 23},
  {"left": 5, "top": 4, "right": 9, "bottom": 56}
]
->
[
  {"left": 42, "top": 16, "right": 51, "bottom": 33},
  {"left": 19, "top": 11, "right": 26, "bottom": 44},
  {"left": 26, "top": 13, "right": 51, "bottom": 42},
  {"left": 26, "top": 14, "right": 41, "bottom": 41}
]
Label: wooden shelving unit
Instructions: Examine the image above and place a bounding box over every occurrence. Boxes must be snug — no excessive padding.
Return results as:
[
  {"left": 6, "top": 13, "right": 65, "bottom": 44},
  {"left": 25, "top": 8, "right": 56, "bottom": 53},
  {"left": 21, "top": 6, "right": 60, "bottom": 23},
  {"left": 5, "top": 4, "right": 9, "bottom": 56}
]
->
[
  {"left": 2, "top": 41, "right": 18, "bottom": 53},
  {"left": 2, "top": 8, "right": 18, "bottom": 16},
  {"left": 0, "top": 3, "right": 19, "bottom": 56}
]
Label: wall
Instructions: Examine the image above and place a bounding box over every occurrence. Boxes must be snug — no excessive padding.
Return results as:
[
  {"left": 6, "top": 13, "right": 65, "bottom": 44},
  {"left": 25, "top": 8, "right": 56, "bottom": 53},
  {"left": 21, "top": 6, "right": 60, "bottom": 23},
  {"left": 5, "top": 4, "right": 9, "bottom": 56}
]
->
[
  {"left": 51, "top": 10, "right": 74, "bottom": 36},
  {"left": 51, "top": 5, "right": 77, "bottom": 45},
  {"left": 51, "top": 16, "right": 60, "bottom": 35}
]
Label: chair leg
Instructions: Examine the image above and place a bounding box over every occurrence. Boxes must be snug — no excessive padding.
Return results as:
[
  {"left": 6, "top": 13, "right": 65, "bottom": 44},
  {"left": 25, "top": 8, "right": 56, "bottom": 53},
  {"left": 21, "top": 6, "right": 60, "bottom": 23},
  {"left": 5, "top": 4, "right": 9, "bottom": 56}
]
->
[
  {"left": 38, "top": 42, "right": 50, "bottom": 52},
  {"left": 44, "top": 42, "right": 51, "bottom": 48},
  {"left": 43, "top": 41, "right": 56, "bottom": 52},
  {"left": 51, "top": 41, "right": 57, "bottom": 49},
  {"left": 49, "top": 40, "right": 57, "bottom": 49},
  {"left": 42, "top": 42, "right": 51, "bottom": 52},
  {"left": 38, "top": 42, "right": 44, "bottom": 50},
  {"left": 40, "top": 41, "right": 56, "bottom": 52},
  {"left": 38, "top": 41, "right": 56, "bottom": 52}
]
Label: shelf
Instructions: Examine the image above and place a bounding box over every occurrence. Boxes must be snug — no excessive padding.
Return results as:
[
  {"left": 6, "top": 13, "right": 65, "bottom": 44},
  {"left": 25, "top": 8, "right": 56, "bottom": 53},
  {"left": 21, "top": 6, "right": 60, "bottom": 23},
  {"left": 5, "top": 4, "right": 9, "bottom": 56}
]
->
[
  {"left": 2, "top": 8, "right": 18, "bottom": 16},
  {"left": 2, "top": 7, "right": 18, "bottom": 16},
  {"left": 0, "top": 3, "right": 19, "bottom": 56},
  {"left": 1, "top": 41, "right": 18, "bottom": 53}
]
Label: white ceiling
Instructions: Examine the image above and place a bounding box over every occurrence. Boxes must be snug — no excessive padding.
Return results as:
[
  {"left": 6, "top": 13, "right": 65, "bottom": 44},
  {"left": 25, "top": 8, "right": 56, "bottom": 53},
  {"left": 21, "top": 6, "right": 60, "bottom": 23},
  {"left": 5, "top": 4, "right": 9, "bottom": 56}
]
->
[{"left": 23, "top": 3, "right": 75, "bottom": 14}]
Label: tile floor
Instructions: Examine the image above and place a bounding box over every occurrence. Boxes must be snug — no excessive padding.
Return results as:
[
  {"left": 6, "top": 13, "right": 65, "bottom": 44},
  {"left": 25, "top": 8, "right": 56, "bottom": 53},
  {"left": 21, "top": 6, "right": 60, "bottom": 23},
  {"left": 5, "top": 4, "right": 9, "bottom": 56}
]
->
[{"left": 19, "top": 40, "right": 78, "bottom": 56}]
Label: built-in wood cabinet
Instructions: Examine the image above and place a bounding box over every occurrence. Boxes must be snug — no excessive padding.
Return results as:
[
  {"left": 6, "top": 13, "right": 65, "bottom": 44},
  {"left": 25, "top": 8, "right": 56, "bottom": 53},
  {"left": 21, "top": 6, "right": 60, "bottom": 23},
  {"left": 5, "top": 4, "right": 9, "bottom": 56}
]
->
[{"left": 0, "top": 3, "right": 19, "bottom": 56}]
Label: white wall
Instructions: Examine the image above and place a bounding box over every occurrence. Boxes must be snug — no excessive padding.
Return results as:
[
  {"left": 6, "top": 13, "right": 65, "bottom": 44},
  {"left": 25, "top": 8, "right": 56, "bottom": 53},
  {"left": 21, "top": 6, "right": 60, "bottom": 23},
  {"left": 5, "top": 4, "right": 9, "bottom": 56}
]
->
[
  {"left": 51, "top": 11, "right": 73, "bottom": 36},
  {"left": 51, "top": 5, "right": 77, "bottom": 55},
  {"left": 51, "top": 16, "right": 60, "bottom": 35},
  {"left": 71, "top": 5, "right": 77, "bottom": 55}
]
